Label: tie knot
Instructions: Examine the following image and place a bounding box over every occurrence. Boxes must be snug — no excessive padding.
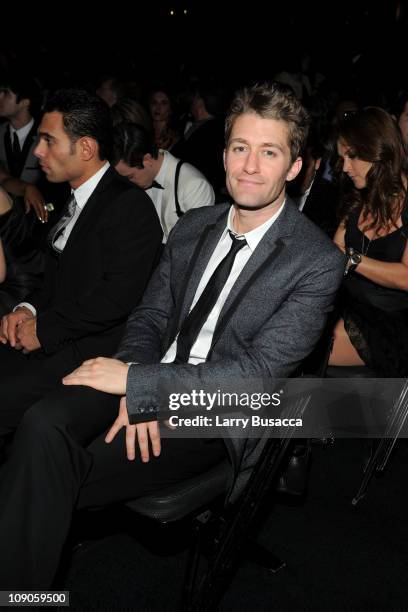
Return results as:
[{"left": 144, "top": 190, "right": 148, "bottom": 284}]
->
[
  {"left": 228, "top": 230, "right": 247, "bottom": 252},
  {"left": 67, "top": 193, "right": 77, "bottom": 213}
]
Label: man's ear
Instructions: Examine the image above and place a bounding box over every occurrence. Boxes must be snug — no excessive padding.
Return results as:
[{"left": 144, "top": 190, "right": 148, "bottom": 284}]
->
[
  {"left": 142, "top": 153, "right": 154, "bottom": 168},
  {"left": 286, "top": 157, "right": 303, "bottom": 182},
  {"left": 223, "top": 148, "right": 227, "bottom": 171},
  {"left": 78, "top": 137, "right": 98, "bottom": 161}
]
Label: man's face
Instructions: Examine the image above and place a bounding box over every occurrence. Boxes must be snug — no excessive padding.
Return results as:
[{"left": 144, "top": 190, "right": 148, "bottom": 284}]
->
[
  {"left": 115, "top": 157, "right": 156, "bottom": 190},
  {"left": 224, "top": 113, "right": 301, "bottom": 212},
  {"left": 34, "top": 112, "right": 84, "bottom": 185},
  {"left": 0, "top": 88, "right": 24, "bottom": 119},
  {"left": 398, "top": 101, "right": 408, "bottom": 147}
]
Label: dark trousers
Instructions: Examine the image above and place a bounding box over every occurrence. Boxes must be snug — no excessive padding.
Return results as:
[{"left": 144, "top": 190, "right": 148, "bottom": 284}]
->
[
  {"left": 0, "top": 381, "right": 226, "bottom": 589},
  {"left": 0, "top": 325, "right": 126, "bottom": 436}
]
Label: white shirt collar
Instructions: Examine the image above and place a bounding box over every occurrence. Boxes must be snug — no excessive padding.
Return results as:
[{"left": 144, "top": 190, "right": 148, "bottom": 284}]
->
[
  {"left": 225, "top": 200, "right": 286, "bottom": 252},
  {"left": 10, "top": 118, "right": 34, "bottom": 142},
  {"left": 153, "top": 150, "right": 169, "bottom": 187},
  {"left": 72, "top": 162, "right": 110, "bottom": 209}
]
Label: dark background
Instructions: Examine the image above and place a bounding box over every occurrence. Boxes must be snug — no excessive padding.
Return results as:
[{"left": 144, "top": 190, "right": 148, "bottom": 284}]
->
[{"left": 0, "top": 1, "right": 406, "bottom": 93}]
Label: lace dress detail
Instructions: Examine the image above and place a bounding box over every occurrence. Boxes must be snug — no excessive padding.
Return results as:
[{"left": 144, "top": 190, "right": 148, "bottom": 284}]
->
[{"left": 342, "top": 209, "right": 408, "bottom": 376}]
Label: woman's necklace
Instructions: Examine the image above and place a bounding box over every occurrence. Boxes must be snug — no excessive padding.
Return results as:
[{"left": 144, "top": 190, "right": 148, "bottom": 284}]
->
[{"left": 361, "top": 233, "right": 371, "bottom": 256}]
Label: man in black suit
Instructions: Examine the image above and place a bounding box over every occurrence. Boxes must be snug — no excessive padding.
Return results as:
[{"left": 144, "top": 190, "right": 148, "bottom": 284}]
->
[
  {"left": 286, "top": 129, "right": 339, "bottom": 238},
  {"left": 0, "top": 89, "right": 162, "bottom": 435}
]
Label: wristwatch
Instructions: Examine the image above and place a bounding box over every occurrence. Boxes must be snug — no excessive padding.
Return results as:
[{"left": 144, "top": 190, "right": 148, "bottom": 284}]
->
[{"left": 344, "top": 247, "right": 362, "bottom": 276}]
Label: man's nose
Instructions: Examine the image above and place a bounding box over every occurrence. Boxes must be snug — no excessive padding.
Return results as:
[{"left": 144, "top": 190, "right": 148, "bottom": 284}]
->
[
  {"left": 243, "top": 150, "right": 259, "bottom": 173},
  {"left": 34, "top": 141, "right": 44, "bottom": 159}
]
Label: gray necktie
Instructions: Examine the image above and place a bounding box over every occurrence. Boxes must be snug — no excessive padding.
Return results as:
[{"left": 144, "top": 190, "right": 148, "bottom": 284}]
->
[{"left": 47, "top": 193, "right": 77, "bottom": 252}]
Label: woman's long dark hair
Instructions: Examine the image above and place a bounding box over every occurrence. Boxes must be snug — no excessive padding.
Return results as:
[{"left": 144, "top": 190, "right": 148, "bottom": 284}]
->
[{"left": 335, "top": 106, "right": 408, "bottom": 230}]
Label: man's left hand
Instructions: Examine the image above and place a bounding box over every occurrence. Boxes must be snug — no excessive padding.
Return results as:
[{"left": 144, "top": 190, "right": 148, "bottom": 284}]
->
[
  {"left": 62, "top": 357, "right": 129, "bottom": 395},
  {"left": 23, "top": 184, "right": 48, "bottom": 223},
  {"left": 16, "top": 317, "right": 41, "bottom": 352}
]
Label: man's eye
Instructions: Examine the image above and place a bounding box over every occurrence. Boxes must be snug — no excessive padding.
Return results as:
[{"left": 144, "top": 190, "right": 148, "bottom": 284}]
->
[
  {"left": 263, "top": 150, "right": 276, "bottom": 157},
  {"left": 232, "top": 146, "right": 246, "bottom": 153}
]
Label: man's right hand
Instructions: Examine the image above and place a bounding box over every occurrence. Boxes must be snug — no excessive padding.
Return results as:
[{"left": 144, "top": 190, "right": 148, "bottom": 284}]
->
[
  {"left": 0, "top": 307, "right": 33, "bottom": 347},
  {"left": 105, "top": 396, "right": 161, "bottom": 462}
]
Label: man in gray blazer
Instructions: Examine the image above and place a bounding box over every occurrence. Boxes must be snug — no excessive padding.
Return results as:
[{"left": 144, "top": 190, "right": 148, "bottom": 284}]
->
[{"left": 0, "top": 83, "right": 344, "bottom": 589}]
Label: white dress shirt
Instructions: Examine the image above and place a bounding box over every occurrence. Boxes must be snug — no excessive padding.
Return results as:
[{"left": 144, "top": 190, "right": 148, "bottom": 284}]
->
[
  {"left": 146, "top": 151, "right": 168, "bottom": 229},
  {"left": 146, "top": 150, "right": 214, "bottom": 242},
  {"left": 296, "top": 177, "right": 314, "bottom": 213},
  {"left": 17, "top": 162, "right": 110, "bottom": 316},
  {"left": 162, "top": 202, "right": 285, "bottom": 364},
  {"left": 9, "top": 118, "right": 34, "bottom": 149}
]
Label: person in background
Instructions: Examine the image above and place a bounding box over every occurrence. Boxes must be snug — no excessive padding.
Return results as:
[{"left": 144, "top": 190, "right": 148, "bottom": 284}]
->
[
  {"left": 330, "top": 107, "right": 408, "bottom": 376},
  {"left": 148, "top": 87, "right": 179, "bottom": 150},
  {"left": 111, "top": 97, "right": 151, "bottom": 131},
  {"left": 113, "top": 122, "right": 214, "bottom": 242},
  {"left": 395, "top": 91, "right": 408, "bottom": 148},
  {"left": 0, "top": 72, "right": 47, "bottom": 223},
  {"left": 287, "top": 127, "right": 339, "bottom": 237}
]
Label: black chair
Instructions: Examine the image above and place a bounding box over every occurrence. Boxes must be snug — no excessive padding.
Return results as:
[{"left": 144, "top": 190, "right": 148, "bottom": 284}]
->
[
  {"left": 324, "top": 365, "right": 408, "bottom": 505},
  {"left": 125, "top": 391, "right": 311, "bottom": 611},
  {"left": 351, "top": 377, "right": 408, "bottom": 505}
]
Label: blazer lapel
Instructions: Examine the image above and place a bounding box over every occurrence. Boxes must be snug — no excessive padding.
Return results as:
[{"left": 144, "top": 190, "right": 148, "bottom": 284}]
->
[
  {"left": 19, "top": 121, "right": 39, "bottom": 174},
  {"left": 61, "top": 167, "right": 115, "bottom": 256},
  {"left": 167, "top": 206, "right": 229, "bottom": 344}
]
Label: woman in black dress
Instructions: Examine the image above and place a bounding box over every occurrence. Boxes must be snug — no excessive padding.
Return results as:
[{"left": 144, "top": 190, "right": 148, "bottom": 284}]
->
[
  {"left": 329, "top": 107, "right": 408, "bottom": 376},
  {"left": 0, "top": 186, "right": 43, "bottom": 316}
]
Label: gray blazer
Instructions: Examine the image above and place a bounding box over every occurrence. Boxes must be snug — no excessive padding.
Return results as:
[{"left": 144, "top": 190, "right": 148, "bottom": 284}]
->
[{"left": 117, "top": 199, "right": 345, "bottom": 501}]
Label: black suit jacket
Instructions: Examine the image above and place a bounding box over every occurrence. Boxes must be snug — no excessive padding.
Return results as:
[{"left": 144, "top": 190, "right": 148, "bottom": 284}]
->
[
  {"left": 301, "top": 176, "right": 339, "bottom": 238},
  {"left": 27, "top": 167, "right": 163, "bottom": 356}
]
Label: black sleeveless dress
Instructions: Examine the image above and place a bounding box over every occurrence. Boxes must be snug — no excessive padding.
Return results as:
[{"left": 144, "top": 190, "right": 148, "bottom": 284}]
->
[
  {"left": 342, "top": 208, "right": 408, "bottom": 376},
  {"left": 0, "top": 201, "right": 44, "bottom": 316}
]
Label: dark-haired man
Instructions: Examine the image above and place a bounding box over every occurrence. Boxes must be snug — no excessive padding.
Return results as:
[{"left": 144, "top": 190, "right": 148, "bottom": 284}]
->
[
  {"left": 287, "top": 128, "right": 339, "bottom": 237},
  {"left": 0, "top": 89, "right": 162, "bottom": 436},
  {"left": 0, "top": 73, "right": 47, "bottom": 222},
  {"left": 113, "top": 122, "right": 214, "bottom": 241}
]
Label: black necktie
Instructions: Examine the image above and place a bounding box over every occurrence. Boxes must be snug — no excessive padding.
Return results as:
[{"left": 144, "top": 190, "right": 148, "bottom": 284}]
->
[
  {"left": 47, "top": 193, "right": 77, "bottom": 251},
  {"left": 174, "top": 231, "right": 248, "bottom": 363},
  {"left": 11, "top": 132, "right": 22, "bottom": 174},
  {"left": 151, "top": 180, "right": 164, "bottom": 189}
]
